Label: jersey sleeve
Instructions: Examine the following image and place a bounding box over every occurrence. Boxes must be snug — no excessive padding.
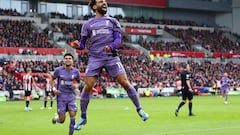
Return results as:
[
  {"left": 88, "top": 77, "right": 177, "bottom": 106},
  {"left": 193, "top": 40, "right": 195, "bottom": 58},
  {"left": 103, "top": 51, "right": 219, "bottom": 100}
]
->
[
  {"left": 53, "top": 68, "right": 59, "bottom": 79},
  {"left": 111, "top": 18, "right": 122, "bottom": 33},
  {"left": 81, "top": 21, "right": 90, "bottom": 37},
  {"left": 186, "top": 72, "right": 191, "bottom": 80}
]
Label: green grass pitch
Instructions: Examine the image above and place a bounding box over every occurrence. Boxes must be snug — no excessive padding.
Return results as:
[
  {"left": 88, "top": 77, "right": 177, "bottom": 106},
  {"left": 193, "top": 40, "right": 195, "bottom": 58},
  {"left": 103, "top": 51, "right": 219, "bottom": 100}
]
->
[{"left": 0, "top": 96, "right": 240, "bottom": 135}]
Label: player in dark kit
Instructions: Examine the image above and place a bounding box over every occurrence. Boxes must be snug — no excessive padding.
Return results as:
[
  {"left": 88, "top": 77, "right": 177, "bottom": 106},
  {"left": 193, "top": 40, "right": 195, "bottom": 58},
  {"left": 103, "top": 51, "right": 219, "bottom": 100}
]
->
[
  {"left": 175, "top": 63, "right": 196, "bottom": 117},
  {"left": 70, "top": 0, "right": 149, "bottom": 130},
  {"left": 51, "top": 53, "right": 81, "bottom": 135}
]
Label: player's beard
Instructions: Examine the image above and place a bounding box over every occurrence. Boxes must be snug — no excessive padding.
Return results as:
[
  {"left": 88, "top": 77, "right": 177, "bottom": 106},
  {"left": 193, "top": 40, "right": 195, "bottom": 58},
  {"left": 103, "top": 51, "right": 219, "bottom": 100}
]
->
[{"left": 97, "top": 6, "right": 107, "bottom": 15}]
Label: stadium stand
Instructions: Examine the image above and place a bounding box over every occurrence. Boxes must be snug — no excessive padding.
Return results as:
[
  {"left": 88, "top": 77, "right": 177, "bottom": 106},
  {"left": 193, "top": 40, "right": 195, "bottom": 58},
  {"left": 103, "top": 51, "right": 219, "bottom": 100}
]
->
[{"left": 0, "top": 0, "right": 240, "bottom": 99}]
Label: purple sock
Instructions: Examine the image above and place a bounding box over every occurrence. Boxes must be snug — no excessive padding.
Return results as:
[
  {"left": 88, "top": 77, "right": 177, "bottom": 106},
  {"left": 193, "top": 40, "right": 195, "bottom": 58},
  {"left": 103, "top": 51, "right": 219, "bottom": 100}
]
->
[
  {"left": 126, "top": 85, "right": 142, "bottom": 111},
  {"left": 69, "top": 116, "right": 75, "bottom": 135},
  {"left": 80, "top": 90, "right": 90, "bottom": 119},
  {"left": 225, "top": 96, "right": 228, "bottom": 102}
]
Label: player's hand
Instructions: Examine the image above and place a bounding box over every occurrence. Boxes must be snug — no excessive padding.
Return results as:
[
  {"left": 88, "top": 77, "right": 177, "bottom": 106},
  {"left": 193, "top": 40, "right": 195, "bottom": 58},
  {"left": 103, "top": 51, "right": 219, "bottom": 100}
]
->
[
  {"left": 104, "top": 45, "right": 112, "bottom": 52},
  {"left": 70, "top": 40, "right": 80, "bottom": 49},
  {"left": 189, "top": 88, "right": 193, "bottom": 92},
  {"left": 53, "top": 90, "right": 61, "bottom": 95}
]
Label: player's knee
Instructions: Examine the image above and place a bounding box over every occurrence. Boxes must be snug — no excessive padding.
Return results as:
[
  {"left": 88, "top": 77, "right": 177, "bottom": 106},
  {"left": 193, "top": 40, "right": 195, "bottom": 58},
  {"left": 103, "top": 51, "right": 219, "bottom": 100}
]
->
[
  {"left": 118, "top": 79, "right": 130, "bottom": 89},
  {"left": 84, "top": 85, "right": 93, "bottom": 91},
  {"left": 121, "top": 82, "right": 130, "bottom": 90}
]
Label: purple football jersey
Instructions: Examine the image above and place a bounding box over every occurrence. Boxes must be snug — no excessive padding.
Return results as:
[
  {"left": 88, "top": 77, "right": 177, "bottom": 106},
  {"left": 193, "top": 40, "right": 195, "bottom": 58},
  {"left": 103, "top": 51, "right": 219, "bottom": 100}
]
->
[
  {"left": 220, "top": 77, "right": 230, "bottom": 90},
  {"left": 81, "top": 16, "right": 121, "bottom": 58},
  {"left": 53, "top": 66, "right": 80, "bottom": 101}
]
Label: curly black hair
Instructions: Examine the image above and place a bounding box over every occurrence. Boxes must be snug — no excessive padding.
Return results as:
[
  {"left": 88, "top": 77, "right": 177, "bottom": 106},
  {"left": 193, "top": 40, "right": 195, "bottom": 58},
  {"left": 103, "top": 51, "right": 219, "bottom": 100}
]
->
[{"left": 89, "top": 0, "right": 96, "bottom": 12}]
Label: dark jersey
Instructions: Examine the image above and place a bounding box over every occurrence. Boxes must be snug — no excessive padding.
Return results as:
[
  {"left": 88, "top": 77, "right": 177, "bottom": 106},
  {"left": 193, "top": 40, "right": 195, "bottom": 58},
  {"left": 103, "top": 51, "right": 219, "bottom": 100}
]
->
[{"left": 180, "top": 70, "right": 191, "bottom": 91}]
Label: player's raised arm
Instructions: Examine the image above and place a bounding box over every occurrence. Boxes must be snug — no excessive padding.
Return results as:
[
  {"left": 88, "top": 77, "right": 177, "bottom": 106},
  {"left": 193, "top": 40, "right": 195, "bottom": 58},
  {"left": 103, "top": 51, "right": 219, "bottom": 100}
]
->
[
  {"left": 104, "top": 31, "right": 121, "bottom": 52},
  {"left": 70, "top": 36, "right": 87, "bottom": 50}
]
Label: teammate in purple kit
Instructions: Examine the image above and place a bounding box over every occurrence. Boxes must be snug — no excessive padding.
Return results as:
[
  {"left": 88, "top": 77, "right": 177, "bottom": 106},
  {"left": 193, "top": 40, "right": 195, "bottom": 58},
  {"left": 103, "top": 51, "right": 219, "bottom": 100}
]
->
[
  {"left": 220, "top": 72, "right": 231, "bottom": 104},
  {"left": 71, "top": 0, "right": 149, "bottom": 131},
  {"left": 51, "top": 53, "right": 81, "bottom": 135}
]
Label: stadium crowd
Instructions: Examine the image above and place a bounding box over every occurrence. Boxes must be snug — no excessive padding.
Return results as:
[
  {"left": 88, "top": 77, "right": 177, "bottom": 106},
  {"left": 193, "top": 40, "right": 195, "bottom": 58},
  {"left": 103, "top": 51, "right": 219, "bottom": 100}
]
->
[
  {"left": 0, "top": 8, "right": 240, "bottom": 96},
  {"left": 0, "top": 20, "right": 54, "bottom": 48},
  {"left": 0, "top": 8, "right": 22, "bottom": 16},
  {"left": 1, "top": 8, "right": 237, "bottom": 55},
  {"left": 1, "top": 54, "right": 239, "bottom": 93},
  {"left": 48, "top": 20, "right": 240, "bottom": 54},
  {"left": 165, "top": 27, "right": 240, "bottom": 53},
  {"left": 114, "top": 15, "right": 204, "bottom": 27}
]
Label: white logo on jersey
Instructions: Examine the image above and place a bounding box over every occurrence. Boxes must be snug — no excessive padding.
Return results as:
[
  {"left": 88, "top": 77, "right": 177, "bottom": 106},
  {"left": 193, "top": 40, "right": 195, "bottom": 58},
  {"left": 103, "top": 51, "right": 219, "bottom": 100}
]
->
[
  {"left": 92, "top": 30, "right": 96, "bottom": 36},
  {"left": 106, "top": 20, "right": 109, "bottom": 25},
  {"left": 92, "top": 29, "right": 110, "bottom": 37}
]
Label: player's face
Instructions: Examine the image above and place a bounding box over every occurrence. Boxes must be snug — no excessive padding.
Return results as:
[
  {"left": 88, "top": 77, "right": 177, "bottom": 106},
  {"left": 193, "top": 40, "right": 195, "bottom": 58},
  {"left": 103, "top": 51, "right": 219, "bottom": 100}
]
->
[
  {"left": 95, "top": 0, "right": 108, "bottom": 15},
  {"left": 63, "top": 56, "right": 73, "bottom": 67}
]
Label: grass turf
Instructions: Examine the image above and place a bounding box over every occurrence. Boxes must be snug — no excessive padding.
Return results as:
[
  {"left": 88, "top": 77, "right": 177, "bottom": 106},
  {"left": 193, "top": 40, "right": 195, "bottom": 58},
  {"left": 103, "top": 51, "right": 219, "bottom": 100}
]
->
[{"left": 0, "top": 95, "right": 240, "bottom": 135}]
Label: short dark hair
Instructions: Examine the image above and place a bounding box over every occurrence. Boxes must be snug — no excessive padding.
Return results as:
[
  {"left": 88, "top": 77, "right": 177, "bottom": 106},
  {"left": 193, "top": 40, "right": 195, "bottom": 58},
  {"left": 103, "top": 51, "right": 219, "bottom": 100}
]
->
[
  {"left": 182, "top": 63, "right": 188, "bottom": 69},
  {"left": 89, "top": 0, "right": 96, "bottom": 12},
  {"left": 64, "top": 53, "right": 74, "bottom": 59}
]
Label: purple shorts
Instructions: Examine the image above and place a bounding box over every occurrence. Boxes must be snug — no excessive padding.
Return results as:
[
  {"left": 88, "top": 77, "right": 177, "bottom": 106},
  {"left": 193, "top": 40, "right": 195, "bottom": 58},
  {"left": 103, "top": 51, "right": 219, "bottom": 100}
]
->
[
  {"left": 57, "top": 98, "right": 77, "bottom": 115},
  {"left": 221, "top": 89, "right": 229, "bottom": 95},
  {"left": 85, "top": 56, "right": 126, "bottom": 77}
]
